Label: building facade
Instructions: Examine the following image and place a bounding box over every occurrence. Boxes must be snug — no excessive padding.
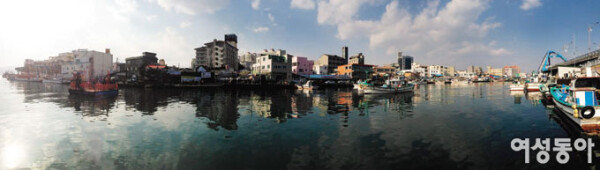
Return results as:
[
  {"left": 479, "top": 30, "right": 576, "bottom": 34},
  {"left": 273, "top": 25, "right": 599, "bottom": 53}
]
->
[
  {"left": 125, "top": 52, "right": 158, "bottom": 81},
  {"left": 503, "top": 65, "right": 521, "bottom": 78},
  {"left": 61, "top": 49, "right": 113, "bottom": 80},
  {"left": 397, "top": 52, "right": 413, "bottom": 71},
  {"left": 337, "top": 64, "right": 374, "bottom": 80},
  {"left": 251, "top": 49, "right": 292, "bottom": 81},
  {"left": 292, "top": 56, "right": 314, "bottom": 76},
  {"left": 191, "top": 34, "right": 239, "bottom": 72},
  {"left": 349, "top": 53, "right": 365, "bottom": 65},
  {"left": 428, "top": 65, "right": 444, "bottom": 77},
  {"left": 374, "top": 66, "right": 396, "bottom": 76},
  {"left": 239, "top": 52, "right": 258, "bottom": 71},
  {"left": 315, "top": 54, "right": 347, "bottom": 74}
]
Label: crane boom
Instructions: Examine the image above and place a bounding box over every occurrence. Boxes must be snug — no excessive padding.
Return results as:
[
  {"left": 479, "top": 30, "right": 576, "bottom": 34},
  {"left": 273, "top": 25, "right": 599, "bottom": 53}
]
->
[{"left": 538, "top": 50, "right": 568, "bottom": 73}]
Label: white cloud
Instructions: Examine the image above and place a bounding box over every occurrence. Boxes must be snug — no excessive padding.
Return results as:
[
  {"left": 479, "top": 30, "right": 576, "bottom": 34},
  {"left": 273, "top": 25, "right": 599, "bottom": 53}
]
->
[
  {"left": 179, "top": 21, "right": 191, "bottom": 28},
  {"left": 251, "top": 0, "right": 260, "bottom": 10},
  {"left": 316, "top": 0, "right": 508, "bottom": 67},
  {"left": 253, "top": 27, "right": 270, "bottom": 33},
  {"left": 291, "top": 0, "right": 315, "bottom": 10},
  {"left": 0, "top": 0, "right": 201, "bottom": 68},
  {"left": 520, "top": 0, "right": 541, "bottom": 10},
  {"left": 146, "top": 15, "right": 158, "bottom": 21},
  {"left": 151, "top": 0, "right": 230, "bottom": 15}
]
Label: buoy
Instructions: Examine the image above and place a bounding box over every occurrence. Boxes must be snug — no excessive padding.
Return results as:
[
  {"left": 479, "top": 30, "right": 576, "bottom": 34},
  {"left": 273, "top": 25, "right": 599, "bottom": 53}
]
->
[{"left": 572, "top": 104, "right": 579, "bottom": 118}]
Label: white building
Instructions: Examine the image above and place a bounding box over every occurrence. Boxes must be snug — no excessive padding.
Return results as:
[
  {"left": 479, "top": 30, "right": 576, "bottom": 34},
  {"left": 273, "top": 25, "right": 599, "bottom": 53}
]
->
[
  {"left": 61, "top": 49, "right": 113, "bottom": 80},
  {"left": 313, "top": 65, "right": 328, "bottom": 75},
  {"left": 251, "top": 49, "right": 292, "bottom": 81},
  {"left": 457, "top": 70, "right": 476, "bottom": 78},
  {"left": 428, "top": 65, "right": 444, "bottom": 77}
]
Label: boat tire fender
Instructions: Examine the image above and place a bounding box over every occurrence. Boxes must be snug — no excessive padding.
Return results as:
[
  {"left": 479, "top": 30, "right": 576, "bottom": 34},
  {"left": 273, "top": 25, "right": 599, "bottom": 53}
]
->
[{"left": 581, "top": 106, "right": 595, "bottom": 119}]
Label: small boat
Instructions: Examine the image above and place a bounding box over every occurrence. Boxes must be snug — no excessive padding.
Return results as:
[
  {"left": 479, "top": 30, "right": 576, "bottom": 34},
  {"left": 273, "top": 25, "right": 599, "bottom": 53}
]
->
[
  {"left": 357, "top": 79, "right": 414, "bottom": 94},
  {"left": 509, "top": 82, "right": 524, "bottom": 91},
  {"left": 551, "top": 77, "right": 600, "bottom": 133},
  {"left": 69, "top": 73, "right": 118, "bottom": 96},
  {"left": 444, "top": 79, "right": 452, "bottom": 84},
  {"left": 297, "top": 80, "right": 318, "bottom": 90},
  {"left": 525, "top": 82, "right": 542, "bottom": 92},
  {"left": 472, "top": 77, "right": 491, "bottom": 83}
]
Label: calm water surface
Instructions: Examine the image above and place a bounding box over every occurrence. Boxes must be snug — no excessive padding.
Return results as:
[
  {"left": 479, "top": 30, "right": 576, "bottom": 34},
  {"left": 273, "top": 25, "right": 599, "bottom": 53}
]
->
[{"left": 0, "top": 79, "right": 596, "bottom": 169}]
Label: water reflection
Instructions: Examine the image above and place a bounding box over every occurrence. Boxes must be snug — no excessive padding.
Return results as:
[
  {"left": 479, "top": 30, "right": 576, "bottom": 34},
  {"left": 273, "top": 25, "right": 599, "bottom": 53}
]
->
[{"left": 2, "top": 80, "right": 596, "bottom": 169}]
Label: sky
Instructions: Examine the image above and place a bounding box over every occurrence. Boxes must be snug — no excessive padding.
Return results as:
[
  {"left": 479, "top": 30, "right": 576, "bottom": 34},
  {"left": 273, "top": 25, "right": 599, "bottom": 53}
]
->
[{"left": 0, "top": 0, "right": 599, "bottom": 72}]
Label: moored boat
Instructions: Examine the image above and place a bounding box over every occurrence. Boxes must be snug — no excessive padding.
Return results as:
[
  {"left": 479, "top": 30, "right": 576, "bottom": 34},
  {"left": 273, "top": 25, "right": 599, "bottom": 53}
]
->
[
  {"left": 509, "top": 82, "right": 524, "bottom": 91},
  {"left": 69, "top": 73, "right": 118, "bottom": 96},
  {"left": 525, "top": 82, "right": 542, "bottom": 92},
  {"left": 550, "top": 77, "right": 600, "bottom": 133},
  {"left": 356, "top": 79, "right": 414, "bottom": 94},
  {"left": 296, "top": 80, "right": 318, "bottom": 90}
]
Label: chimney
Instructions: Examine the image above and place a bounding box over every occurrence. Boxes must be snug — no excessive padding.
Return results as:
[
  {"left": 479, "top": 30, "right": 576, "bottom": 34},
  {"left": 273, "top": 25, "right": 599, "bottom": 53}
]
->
[{"left": 105, "top": 48, "right": 111, "bottom": 54}]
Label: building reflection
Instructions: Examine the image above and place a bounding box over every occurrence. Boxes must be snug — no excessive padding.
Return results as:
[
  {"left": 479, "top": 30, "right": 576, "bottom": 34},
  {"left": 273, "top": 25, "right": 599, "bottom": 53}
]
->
[
  {"left": 68, "top": 95, "right": 117, "bottom": 117},
  {"left": 122, "top": 88, "right": 180, "bottom": 115},
  {"left": 510, "top": 91, "right": 524, "bottom": 104},
  {"left": 181, "top": 90, "right": 240, "bottom": 130},
  {"left": 248, "top": 90, "right": 293, "bottom": 123}
]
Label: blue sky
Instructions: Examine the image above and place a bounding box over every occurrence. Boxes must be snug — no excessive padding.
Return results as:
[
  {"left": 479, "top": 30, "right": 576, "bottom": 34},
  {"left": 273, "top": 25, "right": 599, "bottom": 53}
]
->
[{"left": 0, "top": 0, "right": 599, "bottom": 72}]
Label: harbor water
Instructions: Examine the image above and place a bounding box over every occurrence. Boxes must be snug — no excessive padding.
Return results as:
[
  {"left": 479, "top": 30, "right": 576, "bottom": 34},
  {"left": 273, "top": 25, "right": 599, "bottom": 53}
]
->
[{"left": 0, "top": 79, "right": 596, "bottom": 169}]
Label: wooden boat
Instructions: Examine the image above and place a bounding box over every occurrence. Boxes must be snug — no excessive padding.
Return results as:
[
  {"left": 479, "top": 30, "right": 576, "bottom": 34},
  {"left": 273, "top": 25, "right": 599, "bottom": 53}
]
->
[
  {"left": 69, "top": 73, "right": 118, "bottom": 96},
  {"left": 550, "top": 77, "right": 600, "bottom": 133},
  {"left": 357, "top": 79, "right": 414, "bottom": 94}
]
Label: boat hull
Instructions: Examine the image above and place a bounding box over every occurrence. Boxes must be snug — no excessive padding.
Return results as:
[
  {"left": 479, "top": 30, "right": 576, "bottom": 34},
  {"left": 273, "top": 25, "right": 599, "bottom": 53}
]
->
[
  {"left": 551, "top": 88, "right": 600, "bottom": 133},
  {"left": 362, "top": 85, "right": 414, "bottom": 94}
]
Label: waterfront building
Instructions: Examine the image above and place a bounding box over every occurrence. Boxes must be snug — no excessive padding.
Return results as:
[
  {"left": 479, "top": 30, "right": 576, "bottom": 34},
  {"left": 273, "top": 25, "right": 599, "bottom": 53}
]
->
[
  {"left": 61, "top": 49, "right": 113, "bottom": 80},
  {"left": 348, "top": 53, "right": 365, "bottom": 65},
  {"left": 292, "top": 56, "right": 314, "bottom": 76},
  {"left": 239, "top": 52, "right": 258, "bottom": 71},
  {"left": 475, "top": 66, "right": 483, "bottom": 75},
  {"left": 251, "top": 49, "right": 292, "bottom": 81},
  {"left": 337, "top": 64, "right": 374, "bottom": 80},
  {"left": 313, "top": 65, "right": 328, "bottom": 75},
  {"left": 374, "top": 66, "right": 396, "bottom": 76},
  {"left": 457, "top": 70, "right": 476, "bottom": 78},
  {"left": 487, "top": 67, "right": 503, "bottom": 77},
  {"left": 503, "top": 65, "right": 520, "bottom": 78},
  {"left": 445, "top": 66, "right": 456, "bottom": 77},
  {"left": 397, "top": 52, "right": 413, "bottom": 71},
  {"left": 191, "top": 34, "right": 239, "bottom": 72},
  {"left": 125, "top": 52, "right": 158, "bottom": 81},
  {"left": 315, "top": 54, "right": 347, "bottom": 74},
  {"left": 428, "top": 65, "right": 444, "bottom": 77},
  {"left": 411, "top": 63, "right": 428, "bottom": 77}
]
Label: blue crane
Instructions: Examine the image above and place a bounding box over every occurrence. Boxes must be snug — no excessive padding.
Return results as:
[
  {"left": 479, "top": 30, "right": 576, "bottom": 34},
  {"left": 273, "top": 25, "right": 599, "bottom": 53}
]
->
[{"left": 538, "top": 50, "right": 568, "bottom": 73}]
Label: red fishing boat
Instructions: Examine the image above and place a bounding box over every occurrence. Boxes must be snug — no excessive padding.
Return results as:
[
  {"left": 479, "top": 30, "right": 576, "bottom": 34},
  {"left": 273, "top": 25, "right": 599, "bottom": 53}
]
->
[{"left": 69, "top": 72, "right": 118, "bottom": 96}]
